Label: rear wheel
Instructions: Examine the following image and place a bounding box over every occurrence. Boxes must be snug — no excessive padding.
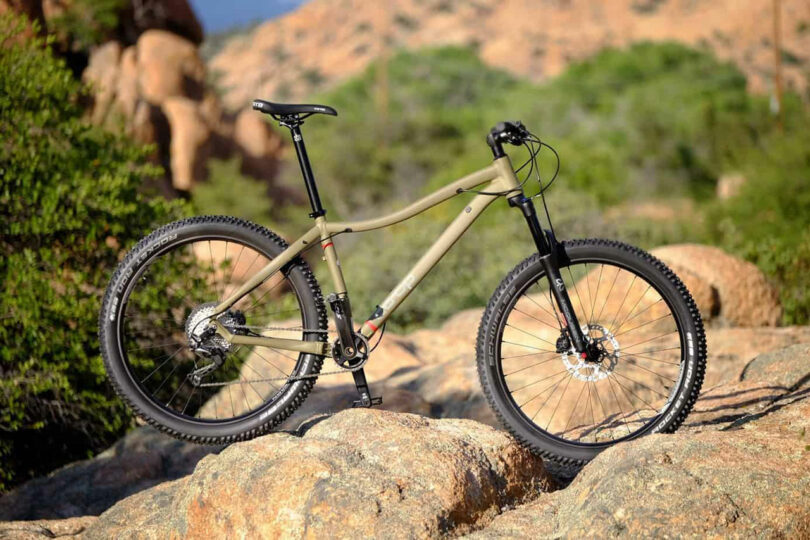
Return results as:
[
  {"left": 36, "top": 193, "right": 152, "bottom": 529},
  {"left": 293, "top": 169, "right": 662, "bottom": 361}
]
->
[
  {"left": 476, "top": 239, "right": 706, "bottom": 465},
  {"left": 99, "top": 216, "right": 327, "bottom": 444}
]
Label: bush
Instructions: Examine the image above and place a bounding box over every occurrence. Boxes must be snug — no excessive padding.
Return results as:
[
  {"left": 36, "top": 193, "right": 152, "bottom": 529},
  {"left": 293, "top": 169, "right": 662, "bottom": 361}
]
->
[
  {"left": 48, "top": 0, "right": 126, "bottom": 53},
  {"left": 192, "top": 158, "right": 275, "bottom": 224},
  {"left": 705, "top": 111, "right": 810, "bottom": 325},
  {"left": 0, "top": 15, "right": 185, "bottom": 491},
  {"left": 499, "top": 42, "right": 759, "bottom": 204},
  {"left": 272, "top": 44, "right": 745, "bottom": 329}
]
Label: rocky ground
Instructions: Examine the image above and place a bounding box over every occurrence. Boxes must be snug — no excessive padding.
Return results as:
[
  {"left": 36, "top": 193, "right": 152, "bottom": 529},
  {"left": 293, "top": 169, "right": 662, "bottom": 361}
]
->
[{"left": 1, "top": 245, "right": 808, "bottom": 538}]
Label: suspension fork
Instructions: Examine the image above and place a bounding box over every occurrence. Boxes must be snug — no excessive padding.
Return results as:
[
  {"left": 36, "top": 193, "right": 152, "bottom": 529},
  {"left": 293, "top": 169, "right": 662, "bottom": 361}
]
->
[{"left": 508, "top": 195, "right": 588, "bottom": 354}]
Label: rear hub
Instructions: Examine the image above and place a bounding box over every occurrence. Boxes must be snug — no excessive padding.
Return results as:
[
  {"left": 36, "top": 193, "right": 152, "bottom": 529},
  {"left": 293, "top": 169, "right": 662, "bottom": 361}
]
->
[{"left": 185, "top": 302, "right": 246, "bottom": 385}]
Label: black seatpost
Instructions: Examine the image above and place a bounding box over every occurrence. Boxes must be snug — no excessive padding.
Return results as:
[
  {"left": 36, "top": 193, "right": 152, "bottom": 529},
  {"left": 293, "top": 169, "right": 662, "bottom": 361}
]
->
[{"left": 288, "top": 123, "right": 326, "bottom": 218}]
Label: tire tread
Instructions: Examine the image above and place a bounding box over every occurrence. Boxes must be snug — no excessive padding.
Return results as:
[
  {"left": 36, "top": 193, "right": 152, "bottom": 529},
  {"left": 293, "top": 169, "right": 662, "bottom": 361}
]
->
[
  {"left": 475, "top": 238, "right": 706, "bottom": 466},
  {"left": 99, "top": 216, "right": 327, "bottom": 445}
]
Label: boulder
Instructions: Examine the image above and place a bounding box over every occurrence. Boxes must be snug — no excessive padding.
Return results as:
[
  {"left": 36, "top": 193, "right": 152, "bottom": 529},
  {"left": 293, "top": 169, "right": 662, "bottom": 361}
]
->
[
  {"left": 136, "top": 30, "right": 205, "bottom": 105},
  {"left": 0, "top": 427, "right": 220, "bottom": 521},
  {"left": 740, "top": 343, "right": 810, "bottom": 388},
  {"left": 470, "top": 366, "right": 810, "bottom": 539},
  {"left": 162, "top": 96, "right": 210, "bottom": 191},
  {"left": 386, "top": 357, "right": 498, "bottom": 427},
  {"left": 129, "top": 100, "right": 167, "bottom": 147},
  {"left": 470, "top": 420, "right": 810, "bottom": 537},
  {"left": 716, "top": 173, "right": 747, "bottom": 199},
  {"left": 114, "top": 45, "right": 139, "bottom": 119},
  {"left": 652, "top": 244, "right": 782, "bottom": 327},
  {"left": 0, "top": 516, "right": 96, "bottom": 539},
  {"left": 83, "top": 410, "right": 554, "bottom": 538},
  {"left": 123, "top": 0, "right": 204, "bottom": 45},
  {"left": 2, "top": 317, "right": 809, "bottom": 536},
  {"left": 233, "top": 108, "right": 285, "bottom": 180},
  {"left": 703, "top": 326, "right": 810, "bottom": 385},
  {"left": 82, "top": 41, "right": 121, "bottom": 124}
]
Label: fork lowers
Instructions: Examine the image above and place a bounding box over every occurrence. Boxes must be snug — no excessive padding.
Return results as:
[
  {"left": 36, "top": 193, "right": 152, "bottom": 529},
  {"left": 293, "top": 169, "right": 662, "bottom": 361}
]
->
[{"left": 508, "top": 194, "right": 589, "bottom": 356}]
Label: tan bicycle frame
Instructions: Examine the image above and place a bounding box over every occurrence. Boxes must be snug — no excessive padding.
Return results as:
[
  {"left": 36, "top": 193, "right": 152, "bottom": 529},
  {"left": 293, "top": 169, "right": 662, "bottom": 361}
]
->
[{"left": 211, "top": 156, "right": 523, "bottom": 356}]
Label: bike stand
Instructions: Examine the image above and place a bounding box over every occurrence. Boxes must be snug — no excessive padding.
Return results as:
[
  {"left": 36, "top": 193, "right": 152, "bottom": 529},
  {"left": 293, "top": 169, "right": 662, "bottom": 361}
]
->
[{"left": 351, "top": 368, "right": 383, "bottom": 408}]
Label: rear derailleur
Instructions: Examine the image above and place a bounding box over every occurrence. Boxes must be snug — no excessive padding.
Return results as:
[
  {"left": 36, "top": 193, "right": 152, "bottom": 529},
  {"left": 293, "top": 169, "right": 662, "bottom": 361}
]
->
[{"left": 186, "top": 304, "right": 247, "bottom": 387}]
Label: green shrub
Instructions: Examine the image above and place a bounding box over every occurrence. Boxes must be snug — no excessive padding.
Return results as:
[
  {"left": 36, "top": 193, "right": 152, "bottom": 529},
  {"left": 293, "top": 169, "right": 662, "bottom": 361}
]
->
[
  {"left": 192, "top": 158, "right": 275, "bottom": 224},
  {"left": 272, "top": 44, "right": 753, "bottom": 329},
  {"left": 0, "top": 15, "right": 185, "bottom": 491},
  {"left": 705, "top": 115, "right": 810, "bottom": 325},
  {"left": 48, "top": 0, "right": 126, "bottom": 53},
  {"left": 499, "top": 42, "right": 760, "bottom": 204}
]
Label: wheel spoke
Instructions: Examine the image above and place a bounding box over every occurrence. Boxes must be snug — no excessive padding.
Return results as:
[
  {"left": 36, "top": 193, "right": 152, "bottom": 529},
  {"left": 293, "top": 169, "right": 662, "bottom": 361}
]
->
[
  {"left": 545, "top": 372, "right": 575, "bottom": 431},
  {"left": 524, "top": 290, "right": 559, "bottom": 322},
  {"left": 511, "top": 368, "right": 569, "bottom": 394},
  {"left": 624, "top": 352, "right": 681, "bottom": 366},
  {"left": 502, "top": 350, "right": 558, "bottom": 360},
  {"left": 608, "top": 274, "right": 637, "bottom": 333},
  {"left": 512, "top": 306, "right": 560, "bottom": 332},
  {"left": 614, "top": 312, "right": 673, "bottom": 337},
  {"left": 117, "top": 234, "right": 315, "bottom": 425},
  {"left": 140, "top": 346, "right": 185, "bottom": 384},
  {"left": 496, "top": 253, "right": 696, "bottom": 448},
  {"left": 564, "top": 381, "right": 588, "bottom": 433},
  {"left": 504, "top": 355, "right": 558, "bottom": 376},
  {"left": 621, "top": 359, "right": 676, "bottom": 383},
  {"left": 596, "top": 265, "right": 621, "bottom": 323},
  {"left": 622, "top": 331, "right": 679, "bottom": 351},
  {"left": 501, "top": 340, "right": 555, "bottom": 352},
  {"left": 612, "top": 371, "right": 670, "bottom": 399},
  {"left": 505, "top": 323, "right": 556, "bottom": 347},
  {"left": 613, "top": 284, "right": 651, "bottom": 333},
  {"left": 518, "top": 370, "right": 569, "bottom": 408},
  {"left": 531, "top": 373, "right": 572, "bottom": 421},
  {"left": 589, "top": 264, "right": 603, "bottom": 324}
]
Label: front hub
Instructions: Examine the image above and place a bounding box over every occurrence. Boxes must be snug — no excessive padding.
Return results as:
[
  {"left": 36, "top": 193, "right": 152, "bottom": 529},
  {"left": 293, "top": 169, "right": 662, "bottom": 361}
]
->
[{"left": 560, "top": 323, "right": 620, "bottom": 382}]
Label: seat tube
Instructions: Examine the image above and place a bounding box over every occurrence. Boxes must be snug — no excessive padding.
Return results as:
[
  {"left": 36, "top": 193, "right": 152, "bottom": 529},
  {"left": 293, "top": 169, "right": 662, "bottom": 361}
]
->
[{"left": 316, "top": 217, "right": 347, "bottom": 295}]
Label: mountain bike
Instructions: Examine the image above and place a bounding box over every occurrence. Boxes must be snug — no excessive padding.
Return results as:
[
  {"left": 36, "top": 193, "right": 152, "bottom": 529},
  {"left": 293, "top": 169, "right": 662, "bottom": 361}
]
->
[{"left": 99, "top": 100, "right": 706, "bottom": 465}]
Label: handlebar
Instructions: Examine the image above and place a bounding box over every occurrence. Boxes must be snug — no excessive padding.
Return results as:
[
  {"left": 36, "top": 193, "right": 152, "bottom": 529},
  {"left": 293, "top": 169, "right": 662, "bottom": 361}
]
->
[
  {"left": 486, "top": 120, "right": 531, "bottom": 158},
  {"left": 490, "top": 121, "right": 530, "bottom": 146}
]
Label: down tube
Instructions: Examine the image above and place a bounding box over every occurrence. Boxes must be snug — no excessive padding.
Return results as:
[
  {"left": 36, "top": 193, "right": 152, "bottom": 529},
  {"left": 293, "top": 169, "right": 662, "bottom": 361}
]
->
[{"left": 359, "top": 192, "right": 501, "bottom": 338}]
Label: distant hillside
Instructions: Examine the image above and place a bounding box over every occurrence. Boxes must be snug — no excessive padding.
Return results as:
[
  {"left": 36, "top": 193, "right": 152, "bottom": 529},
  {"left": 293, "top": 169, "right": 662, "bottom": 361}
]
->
[{"left": 208, "top": 0, "right": 810, "bottom": 110}]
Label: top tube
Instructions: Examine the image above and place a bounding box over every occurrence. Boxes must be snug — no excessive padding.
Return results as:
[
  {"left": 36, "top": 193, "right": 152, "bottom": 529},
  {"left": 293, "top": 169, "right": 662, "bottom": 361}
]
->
[{"left": 324, "top": 161, "right": 509, "bottom": 234}]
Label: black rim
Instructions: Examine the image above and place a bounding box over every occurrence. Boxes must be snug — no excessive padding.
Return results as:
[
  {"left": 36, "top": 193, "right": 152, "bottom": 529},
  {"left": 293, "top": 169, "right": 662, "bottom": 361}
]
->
[
  {"left": 113, "top": 234, "right": 314, "bottom": 425},
  {"left": 495, "top": 255, "right": 687, "bottom": 448}
]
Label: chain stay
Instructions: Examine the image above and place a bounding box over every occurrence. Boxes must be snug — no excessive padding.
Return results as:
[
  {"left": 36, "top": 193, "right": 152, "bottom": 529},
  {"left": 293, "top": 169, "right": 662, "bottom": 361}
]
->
[{"left": 197, "top": 323, "right": 362, "bottom": 388}]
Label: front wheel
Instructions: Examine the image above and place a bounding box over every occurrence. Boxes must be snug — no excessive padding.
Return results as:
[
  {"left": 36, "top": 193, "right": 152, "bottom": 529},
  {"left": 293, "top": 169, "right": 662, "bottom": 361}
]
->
[{"left": 476, "top": 239, "right": 706, "bottom": 465}]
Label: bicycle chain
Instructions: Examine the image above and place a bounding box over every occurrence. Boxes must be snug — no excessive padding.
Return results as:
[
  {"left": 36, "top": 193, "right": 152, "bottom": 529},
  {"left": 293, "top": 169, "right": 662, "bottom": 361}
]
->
[{"left": 197, "top": 324, "right": 364, "bottom": 388}]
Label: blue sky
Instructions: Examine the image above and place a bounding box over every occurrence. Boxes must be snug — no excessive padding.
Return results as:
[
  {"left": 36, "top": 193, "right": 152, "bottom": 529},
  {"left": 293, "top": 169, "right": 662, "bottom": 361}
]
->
[{"left": 189, "top": 0, "right": 306, "bottom": 33}]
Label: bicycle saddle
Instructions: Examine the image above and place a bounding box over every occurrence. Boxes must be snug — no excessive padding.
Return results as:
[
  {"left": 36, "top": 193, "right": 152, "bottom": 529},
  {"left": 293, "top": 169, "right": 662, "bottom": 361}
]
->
[{"left": 252, "top": 99, "right": 337, "bottom": 117}]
